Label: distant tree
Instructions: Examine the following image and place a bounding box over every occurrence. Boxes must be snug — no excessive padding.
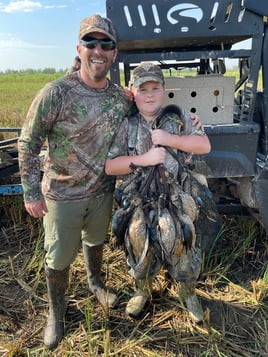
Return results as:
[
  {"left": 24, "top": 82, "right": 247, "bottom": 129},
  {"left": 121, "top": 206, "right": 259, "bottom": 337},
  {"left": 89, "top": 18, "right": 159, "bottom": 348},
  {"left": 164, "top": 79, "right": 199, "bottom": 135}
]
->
[
  {"left": 42, "top": 68, "right": 56, "bottom": 74},
  {"left": 0, "top": 68, "right": 67, "bottom": 75}
]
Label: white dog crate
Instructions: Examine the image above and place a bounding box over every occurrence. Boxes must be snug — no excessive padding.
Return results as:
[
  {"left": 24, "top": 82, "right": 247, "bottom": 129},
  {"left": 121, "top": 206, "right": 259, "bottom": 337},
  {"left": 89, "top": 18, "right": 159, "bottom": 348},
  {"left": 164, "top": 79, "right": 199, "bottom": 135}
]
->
[{"left": 164, "top": 76, "right": 235, "bottom": 125}]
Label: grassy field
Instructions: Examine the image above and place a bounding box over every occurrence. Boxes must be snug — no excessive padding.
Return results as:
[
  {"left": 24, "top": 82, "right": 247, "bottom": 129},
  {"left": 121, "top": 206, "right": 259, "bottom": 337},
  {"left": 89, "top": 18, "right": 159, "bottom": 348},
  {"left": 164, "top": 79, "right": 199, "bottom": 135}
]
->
[
  {"left": 0, "top": 73, "right": 63, "bottom": 132},
  {"left": 0, "top": 71, "right": 267, "bottom": 356},
  {"left": 0, "top": 201, "right": 267, "bottom": 356}
]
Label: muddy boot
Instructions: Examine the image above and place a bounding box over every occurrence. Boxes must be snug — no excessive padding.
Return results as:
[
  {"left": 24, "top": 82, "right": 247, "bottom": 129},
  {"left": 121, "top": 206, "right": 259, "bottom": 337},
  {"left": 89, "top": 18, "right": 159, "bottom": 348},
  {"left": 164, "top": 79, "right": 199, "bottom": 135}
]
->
[
  {"left": 44, "top": 265, "right": 69, "bottom": 350},
  {"left": 126, "top": 279, "right": 152, "bottom": 318},
  {"left": 83, "top": 243, "right": 117, "bottom": 308},
  {"left": 180, "top": 282, "right": 204, "bottom": 323}
]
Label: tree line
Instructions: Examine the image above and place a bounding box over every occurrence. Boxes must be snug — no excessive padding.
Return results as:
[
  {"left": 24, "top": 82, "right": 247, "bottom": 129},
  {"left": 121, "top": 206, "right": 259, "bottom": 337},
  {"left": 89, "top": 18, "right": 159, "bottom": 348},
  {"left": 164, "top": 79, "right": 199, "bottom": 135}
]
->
[{"left": 0, "top": 68, "right": 67, "bottom": 75}]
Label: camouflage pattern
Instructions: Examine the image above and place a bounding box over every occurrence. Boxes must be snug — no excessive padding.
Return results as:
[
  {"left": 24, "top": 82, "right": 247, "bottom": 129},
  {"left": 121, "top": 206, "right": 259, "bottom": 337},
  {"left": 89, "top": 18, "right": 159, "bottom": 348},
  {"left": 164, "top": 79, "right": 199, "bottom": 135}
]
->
[
  {"left": 129, "top": 62, "right": 165, "bottom": 88},
  {"left": 79, "top": 14, "right": 117, "bottom": 42},
  {"left": 66, "top": 66, "right": 78, "bottom": 75},
  {"left": 66, "top": 56, "right": 81, "bottom": 75},
  {"left": 108, "top": 109, "right": 205, "bottom": 281},
  {"left": 108, "top": 109, "right": 204, "bottom": 176},
  {"left": 18, "top": 72, "right": 132, "bottom": 203}
]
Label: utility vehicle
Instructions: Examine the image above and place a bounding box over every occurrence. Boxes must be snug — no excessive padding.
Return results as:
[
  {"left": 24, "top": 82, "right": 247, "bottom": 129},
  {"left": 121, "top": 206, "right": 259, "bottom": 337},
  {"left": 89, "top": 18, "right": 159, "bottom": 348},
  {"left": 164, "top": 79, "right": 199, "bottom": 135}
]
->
[{"left": 106, "top": 0, "right": 268, "bottom": 232}]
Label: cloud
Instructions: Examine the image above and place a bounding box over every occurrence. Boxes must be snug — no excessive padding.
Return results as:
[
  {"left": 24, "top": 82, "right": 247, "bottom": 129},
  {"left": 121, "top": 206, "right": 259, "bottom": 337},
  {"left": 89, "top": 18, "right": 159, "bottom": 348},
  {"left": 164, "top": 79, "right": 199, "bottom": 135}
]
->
[
  {"left": 0, "top": 34, "right": 60, "bottom": 48},
  {"left": 0, "top": 1, "right": 67, "bottom": 13}
]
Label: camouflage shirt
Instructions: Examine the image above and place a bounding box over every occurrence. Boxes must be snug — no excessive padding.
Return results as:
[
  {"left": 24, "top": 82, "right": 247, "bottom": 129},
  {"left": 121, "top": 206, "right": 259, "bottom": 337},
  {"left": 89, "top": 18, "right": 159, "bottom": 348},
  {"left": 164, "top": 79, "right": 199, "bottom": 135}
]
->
[
  {"left": 18, "top": 72, "right": 132, "bottom": 202},
  {"left": 108, "top": 109, "right": 205, "bottom": 179}
]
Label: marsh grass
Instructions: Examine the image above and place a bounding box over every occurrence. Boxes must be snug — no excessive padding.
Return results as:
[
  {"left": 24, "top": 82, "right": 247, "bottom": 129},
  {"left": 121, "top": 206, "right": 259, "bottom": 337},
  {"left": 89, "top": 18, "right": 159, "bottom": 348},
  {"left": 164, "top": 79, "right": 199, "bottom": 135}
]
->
[
  {"left": 0, "top": 73, "right": 62, "bottom": 133},
  {"left": 0, "top": 204, "right": 267, "bottom": 357}
]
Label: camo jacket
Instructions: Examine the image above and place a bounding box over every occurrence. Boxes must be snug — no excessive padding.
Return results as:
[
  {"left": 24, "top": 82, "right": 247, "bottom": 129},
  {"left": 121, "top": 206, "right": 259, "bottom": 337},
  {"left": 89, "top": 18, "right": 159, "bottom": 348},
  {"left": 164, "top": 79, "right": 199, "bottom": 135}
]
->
[
  {"left": 18, "top": 72, "right": 132, "bottom": 202},
  {"left": 107, "top": 109, "right": 205, "bottom": 179}
]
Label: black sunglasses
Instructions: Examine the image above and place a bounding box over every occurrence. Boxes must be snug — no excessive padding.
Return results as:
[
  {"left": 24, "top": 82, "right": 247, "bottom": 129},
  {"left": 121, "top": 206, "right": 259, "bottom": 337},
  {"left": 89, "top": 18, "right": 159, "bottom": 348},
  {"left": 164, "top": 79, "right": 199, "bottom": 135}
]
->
[{"left": 80, "top": 38, "right": 116, "bottom": 51}]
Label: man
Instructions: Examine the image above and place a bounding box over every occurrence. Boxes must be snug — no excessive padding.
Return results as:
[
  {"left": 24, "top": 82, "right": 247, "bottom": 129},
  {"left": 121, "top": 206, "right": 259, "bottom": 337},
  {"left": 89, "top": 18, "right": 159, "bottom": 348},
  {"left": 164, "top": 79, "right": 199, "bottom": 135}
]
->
[
  {"left": 66, "top": 55, "right": 81, "bottom": 75},
  {"left": 18, "top": 14, "right": 132, "bottom": 350}
]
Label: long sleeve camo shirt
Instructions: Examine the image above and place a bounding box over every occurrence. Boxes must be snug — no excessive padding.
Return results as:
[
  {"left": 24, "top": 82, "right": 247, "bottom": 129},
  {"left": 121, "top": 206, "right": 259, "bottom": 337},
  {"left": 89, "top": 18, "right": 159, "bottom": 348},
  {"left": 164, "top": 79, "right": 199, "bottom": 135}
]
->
[
  {"left": 18, "top": 72, "right": 132, "bottom": 202},
  {"left": 108, "top": 109, "right": 205, "bottom": 180}
]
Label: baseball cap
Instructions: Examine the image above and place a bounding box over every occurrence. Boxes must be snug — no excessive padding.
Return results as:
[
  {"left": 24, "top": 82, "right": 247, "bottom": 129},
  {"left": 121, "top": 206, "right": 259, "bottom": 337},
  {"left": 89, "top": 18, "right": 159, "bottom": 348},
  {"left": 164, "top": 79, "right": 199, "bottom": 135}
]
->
[
  {"left": 130, "top": 62, "right": 165, "bottom": 88},
  {"left": 79, "top": 14, "right": 117, "bottom": 42}
]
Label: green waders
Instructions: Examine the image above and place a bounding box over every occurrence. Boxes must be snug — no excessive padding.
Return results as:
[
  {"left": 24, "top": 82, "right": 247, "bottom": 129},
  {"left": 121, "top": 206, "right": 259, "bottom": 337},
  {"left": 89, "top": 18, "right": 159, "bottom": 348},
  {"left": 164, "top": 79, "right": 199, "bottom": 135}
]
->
[
  {"left": 44, "top": 265, "right": 69, "bottom": 350},
  {"left": 125, "top": 278, "right": 152, "bottom": 317},
  {"left": 83, "top": 243, "right": 117, "bottom": 307},
  {"left": 180, "top": 282, "right": 204, "bottom": 323}
]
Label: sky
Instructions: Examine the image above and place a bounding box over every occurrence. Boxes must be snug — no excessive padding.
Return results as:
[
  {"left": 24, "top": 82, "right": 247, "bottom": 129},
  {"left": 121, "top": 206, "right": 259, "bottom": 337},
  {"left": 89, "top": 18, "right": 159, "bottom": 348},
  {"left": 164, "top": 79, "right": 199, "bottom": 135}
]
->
[
  {"left": 0, "top": 0, "right": 106, "bottom": 71},
  {"left": 0, "top": 1, "right": 251, "bottom": 72}
]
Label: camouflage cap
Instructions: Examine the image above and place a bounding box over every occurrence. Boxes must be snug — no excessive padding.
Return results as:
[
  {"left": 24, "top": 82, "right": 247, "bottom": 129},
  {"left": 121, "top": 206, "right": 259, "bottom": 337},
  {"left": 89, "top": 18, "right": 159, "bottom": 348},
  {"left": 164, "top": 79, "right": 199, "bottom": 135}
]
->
[
  {"left": 79, "top": 14, "right": 116, "bottom": 42},
  {"left": 130, "top": 62, "right": 165, "bottom": 88}
]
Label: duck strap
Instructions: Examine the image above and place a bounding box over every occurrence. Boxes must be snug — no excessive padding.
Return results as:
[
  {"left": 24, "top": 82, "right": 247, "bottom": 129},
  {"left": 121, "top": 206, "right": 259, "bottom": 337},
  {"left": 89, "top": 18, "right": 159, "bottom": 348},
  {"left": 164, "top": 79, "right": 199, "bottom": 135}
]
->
[{"left": 127, "top": 115, "right": 138, "bottom": 155}]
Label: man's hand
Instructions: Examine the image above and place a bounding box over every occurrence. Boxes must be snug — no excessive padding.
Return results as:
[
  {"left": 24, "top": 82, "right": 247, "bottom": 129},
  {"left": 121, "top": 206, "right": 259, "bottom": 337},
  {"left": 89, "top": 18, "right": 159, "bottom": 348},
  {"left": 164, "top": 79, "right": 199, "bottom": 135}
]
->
[
  {"left": 124, "top": 87, "right": 134, "bottom": 101},
  {"left": 190, "top": 113, "right": 204, "bottom": 131},
  {"left": 25, "top": 199, "right": 48, "bottom": 218}
]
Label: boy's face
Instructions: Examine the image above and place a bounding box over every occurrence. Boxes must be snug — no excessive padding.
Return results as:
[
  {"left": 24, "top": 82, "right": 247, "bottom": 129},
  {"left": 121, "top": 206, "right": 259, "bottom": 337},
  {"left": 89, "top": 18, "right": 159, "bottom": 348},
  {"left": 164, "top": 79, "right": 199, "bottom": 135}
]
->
[{"left": 132, "top": 81, "right": 165, "bottom": 119}]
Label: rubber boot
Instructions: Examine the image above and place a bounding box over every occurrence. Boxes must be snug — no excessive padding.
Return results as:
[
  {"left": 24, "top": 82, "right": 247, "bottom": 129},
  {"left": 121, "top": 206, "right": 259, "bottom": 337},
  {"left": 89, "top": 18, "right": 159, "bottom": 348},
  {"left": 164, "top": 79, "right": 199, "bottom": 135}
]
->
[
  {"left": 125, "top": 278, "right": 152, "bottom": 318},
  {"left": 83, "top": 243, "right": 117, "bottom": 308},
  {"left": 44, "top": 265, "right": 69, "bottom": 350},
  {"left": 180, "top": 282, "right": 204, "bottom": 323}
]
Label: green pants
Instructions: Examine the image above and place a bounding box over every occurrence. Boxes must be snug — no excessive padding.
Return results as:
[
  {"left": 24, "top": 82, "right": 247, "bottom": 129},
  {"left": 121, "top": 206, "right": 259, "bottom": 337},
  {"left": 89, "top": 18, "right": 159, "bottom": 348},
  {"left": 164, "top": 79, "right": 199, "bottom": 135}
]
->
[{"left": 43, "top": 193, "right": 113, "bottom": 270}]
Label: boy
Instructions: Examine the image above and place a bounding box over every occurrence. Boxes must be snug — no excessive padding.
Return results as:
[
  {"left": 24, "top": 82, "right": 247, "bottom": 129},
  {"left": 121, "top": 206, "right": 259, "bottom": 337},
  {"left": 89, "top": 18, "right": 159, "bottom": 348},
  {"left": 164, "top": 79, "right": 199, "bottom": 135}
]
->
[{"left": 105, "top": 62, "right": 211, "bottom": 322}]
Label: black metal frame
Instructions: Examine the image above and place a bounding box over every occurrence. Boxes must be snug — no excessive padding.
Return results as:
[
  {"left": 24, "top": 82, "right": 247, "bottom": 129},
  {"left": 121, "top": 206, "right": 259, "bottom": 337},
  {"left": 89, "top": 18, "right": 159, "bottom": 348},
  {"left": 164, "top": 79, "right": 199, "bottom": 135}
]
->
[{"left": 0, "top": 128, "right": 21, "bottom": 180}]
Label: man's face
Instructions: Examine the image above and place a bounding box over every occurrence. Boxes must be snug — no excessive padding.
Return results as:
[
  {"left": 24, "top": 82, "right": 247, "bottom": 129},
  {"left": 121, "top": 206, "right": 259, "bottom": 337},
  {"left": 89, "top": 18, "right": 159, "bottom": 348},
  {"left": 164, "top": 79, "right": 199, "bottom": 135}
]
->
[{"left": 78, "top": 32, "right": 117, "bottom": 85}]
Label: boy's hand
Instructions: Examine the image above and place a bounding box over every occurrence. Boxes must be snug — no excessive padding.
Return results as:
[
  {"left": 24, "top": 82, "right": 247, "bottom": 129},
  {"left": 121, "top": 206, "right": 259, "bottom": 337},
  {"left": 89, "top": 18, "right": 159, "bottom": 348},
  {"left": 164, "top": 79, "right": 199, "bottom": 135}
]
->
[
  {"left": 151, "top": 129, "right": 171, "bottom": 147},
  {"left": 144, "top": 146, "right": 166, "bottom": 166}
]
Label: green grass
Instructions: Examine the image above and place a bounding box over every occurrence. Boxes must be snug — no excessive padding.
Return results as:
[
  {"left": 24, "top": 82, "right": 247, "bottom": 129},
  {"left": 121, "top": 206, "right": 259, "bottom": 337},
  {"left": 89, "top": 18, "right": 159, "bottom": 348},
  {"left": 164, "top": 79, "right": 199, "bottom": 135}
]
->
[{"left": 0, "top": 73, "right": 63, "bottom": 130}]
